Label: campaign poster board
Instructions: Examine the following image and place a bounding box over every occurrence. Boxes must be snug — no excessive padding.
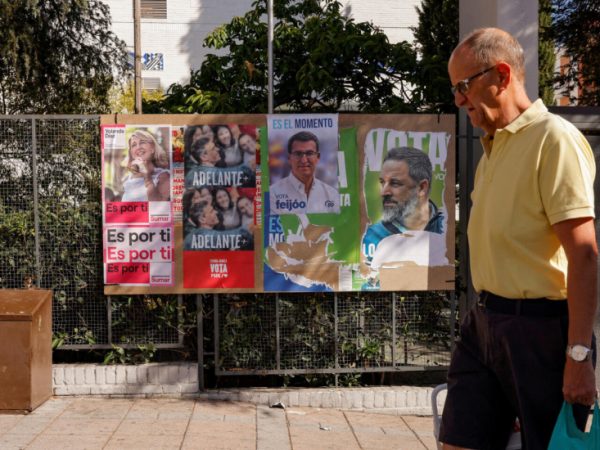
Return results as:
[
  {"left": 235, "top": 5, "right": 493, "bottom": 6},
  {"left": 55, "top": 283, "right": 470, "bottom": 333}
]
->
[{"left": 102, "top": 114, "right": 454, "bottom": 295}]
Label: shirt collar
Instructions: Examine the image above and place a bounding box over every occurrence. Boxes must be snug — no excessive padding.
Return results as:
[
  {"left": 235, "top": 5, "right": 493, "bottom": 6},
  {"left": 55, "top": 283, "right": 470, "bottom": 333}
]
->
[
  {"left": 289, "top": 172, "right": 314, "bottom": 193},
  {"left": 480, "top": 99, "right": 547, "bottom": 158}
]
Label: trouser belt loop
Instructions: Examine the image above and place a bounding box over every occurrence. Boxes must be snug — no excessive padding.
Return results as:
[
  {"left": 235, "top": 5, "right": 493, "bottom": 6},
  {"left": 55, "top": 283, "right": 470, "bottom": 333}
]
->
[{"left": 515, "top": 300, "right": 522, "bottom": 316}]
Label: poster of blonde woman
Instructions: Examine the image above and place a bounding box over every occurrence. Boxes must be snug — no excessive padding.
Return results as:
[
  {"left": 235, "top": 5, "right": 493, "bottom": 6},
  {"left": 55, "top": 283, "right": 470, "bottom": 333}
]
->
[
  {"left": 101, "top": 125, "right": 174, "bottom": 287},
  {"left": 102, "top": 125, "right": 172, "bottom": 225}
]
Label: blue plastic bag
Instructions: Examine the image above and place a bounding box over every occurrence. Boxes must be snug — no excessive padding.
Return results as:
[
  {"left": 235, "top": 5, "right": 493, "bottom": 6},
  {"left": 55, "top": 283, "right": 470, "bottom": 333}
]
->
[{"left": 548, "top": 401, "right": 600, "bottom": 449}]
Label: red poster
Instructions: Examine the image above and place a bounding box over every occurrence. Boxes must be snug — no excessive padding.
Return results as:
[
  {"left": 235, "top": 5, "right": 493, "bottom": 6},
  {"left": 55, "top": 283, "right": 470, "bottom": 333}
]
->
[
  {"left": 183, "top": 251, "right": 254, "bottom": 288},
  {"left": 182, "top": 125, "right": 259, "bottom": 288}
]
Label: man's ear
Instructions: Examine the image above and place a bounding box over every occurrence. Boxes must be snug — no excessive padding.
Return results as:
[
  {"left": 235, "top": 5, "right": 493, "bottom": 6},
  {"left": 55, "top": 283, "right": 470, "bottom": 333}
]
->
[
  {"left": 418, "top": 180, "right": 429, "bottom": 197},
  {"left": 496, "top": 62, "right": 511, "bottom": 89}
]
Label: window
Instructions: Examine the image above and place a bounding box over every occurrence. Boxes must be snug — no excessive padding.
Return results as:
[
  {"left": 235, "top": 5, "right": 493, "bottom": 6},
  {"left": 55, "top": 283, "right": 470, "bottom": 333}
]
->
[
  {"left": 142, "top": 77, "right": 162, "bottom": 91},
  {"left": 141, "top": 0, "right": 167, "bottom": 19}
]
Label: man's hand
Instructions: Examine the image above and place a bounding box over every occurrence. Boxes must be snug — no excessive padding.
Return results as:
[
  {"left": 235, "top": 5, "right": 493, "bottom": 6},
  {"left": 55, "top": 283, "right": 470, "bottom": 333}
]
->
[
  {"left": 553, "top": 217, "right": 598, "bottom": 406},
  {"left": 563, "top": 358, "right": 596, "bottom": 405}
]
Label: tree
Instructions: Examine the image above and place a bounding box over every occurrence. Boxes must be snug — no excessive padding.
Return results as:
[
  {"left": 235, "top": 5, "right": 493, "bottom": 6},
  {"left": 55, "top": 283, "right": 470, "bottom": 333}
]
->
[
  {"left": 411, "top": 0, "right": 458, "bottom": 113},
  {"left": 0, "top": 0, "right": 129, "bottom": 114},
  {"left": 552, "top": 0, "right": 600, "bottom": 106},
  {"left": 146, "top": 0, "right": 422, "bottom": 114},
  {"left": 538, "top": 0, "right": 556, "bottom": 105},
  {"left": 109, "top": 82, "right": 165, "bottom": 114}
]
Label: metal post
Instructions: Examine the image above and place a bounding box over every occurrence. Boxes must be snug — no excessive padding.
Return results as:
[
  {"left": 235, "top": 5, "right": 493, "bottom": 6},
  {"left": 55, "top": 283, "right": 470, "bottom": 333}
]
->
[
  {"left": 275, "top": 293, "right": 280, "bottom": 371},
  {"left": 133, "top": 0, "right": 143, "bottom": 114},
  {"left": 213, "top": 294, "right": 219, "bottom": 374},
  {"left": 267, "top": 0, "right": 274, "bottom": 113},
  {"left": 334, "top": 292, "right": 339, "bottom": 387},
  {"left": 196, "top": 294, "right": 205, "bottom": 391},
  {"left": 107, "top": 296, "right": 113, "bottom": 346},
  {"left": 31, "top": 119, "right": 41, "bottom": 287},
  {"left": 449, "top": 291, "right": 457, "bottom": 352},
  {"left": 392, "top": 292, "right": 397, "bottom": 367}
]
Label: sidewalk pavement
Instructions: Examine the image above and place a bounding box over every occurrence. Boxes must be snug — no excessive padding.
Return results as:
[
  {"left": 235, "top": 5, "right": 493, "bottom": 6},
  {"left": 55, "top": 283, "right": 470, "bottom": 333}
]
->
[{"left": 0, "top": 396, "right": 438, "bottom": 450}]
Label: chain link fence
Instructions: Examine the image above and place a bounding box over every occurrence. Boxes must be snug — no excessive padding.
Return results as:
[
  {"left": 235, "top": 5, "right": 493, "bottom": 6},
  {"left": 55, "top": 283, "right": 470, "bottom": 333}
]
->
[
  {"left": 0, "top": 116, "right": 183, "bottom": 349},
  {"left": 214, "top": 292, "right": 455, "bottom": 376},
  {"left": 0, "top": 115, "right": 455, "bottom": 377}
]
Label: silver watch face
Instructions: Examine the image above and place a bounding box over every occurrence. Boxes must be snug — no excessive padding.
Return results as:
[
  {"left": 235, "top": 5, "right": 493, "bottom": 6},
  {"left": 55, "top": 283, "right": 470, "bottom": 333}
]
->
[{"left": 568, "top": 345, "right": 591, "bottom": 362}]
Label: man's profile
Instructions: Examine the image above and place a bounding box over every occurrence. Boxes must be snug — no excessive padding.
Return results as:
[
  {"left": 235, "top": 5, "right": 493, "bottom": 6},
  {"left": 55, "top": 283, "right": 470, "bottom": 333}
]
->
[
  {"left": 269, "top": 131, "right": 339, "bottom": 215},
  {"left": 440, "top": 27, "right": 597, "bottom": 450},
  {"left": 362, "top": 146, "right": 444, "bottom": 272}
]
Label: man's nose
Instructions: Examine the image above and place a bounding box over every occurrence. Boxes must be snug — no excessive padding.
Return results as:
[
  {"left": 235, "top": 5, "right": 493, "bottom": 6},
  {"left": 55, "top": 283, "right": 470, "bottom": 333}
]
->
[
  {"left": 381, "top": 183, "right": 391, "bottom": 195},
  {"left": 454, "top": 91, "right": 468, "bottom": 108}
]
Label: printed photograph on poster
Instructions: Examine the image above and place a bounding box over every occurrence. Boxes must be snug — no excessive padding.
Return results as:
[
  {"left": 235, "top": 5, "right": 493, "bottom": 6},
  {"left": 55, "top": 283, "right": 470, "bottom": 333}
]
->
[
  {"left": 102, "top": 125, "right": 173, "bottom": 225},
  {"left": 182, "top": 186, "right": 255, "bottom": 251},
  {"left": 262, "top": 127, "right": 361, "bottom": 293},
  {"left": 103, "top": 226, "right": 173, "bottom": 286},
  {"left": 267, "top": 114, "right": 340, "bottom": 215},
  {"left": 184, "top": 124, "right": 257, "bottom": 188},
  {"left": 360, "top": 129, "right": 449, "bottom": 290},
  {"left": 182, "top": 124, "right": 257, "bottom": 289}
]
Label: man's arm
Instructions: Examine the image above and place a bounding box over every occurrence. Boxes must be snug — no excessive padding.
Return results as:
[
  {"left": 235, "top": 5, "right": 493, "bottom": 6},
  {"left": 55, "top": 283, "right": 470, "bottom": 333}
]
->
[{"left": 552, "top": 217, "right": 598, "bottom": 405}]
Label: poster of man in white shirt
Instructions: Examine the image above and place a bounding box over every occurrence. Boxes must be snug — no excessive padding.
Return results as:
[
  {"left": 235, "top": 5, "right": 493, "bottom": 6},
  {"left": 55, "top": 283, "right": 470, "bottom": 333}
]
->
[{"left": 268, "top": 114, "right": 340, "bottom": 215}]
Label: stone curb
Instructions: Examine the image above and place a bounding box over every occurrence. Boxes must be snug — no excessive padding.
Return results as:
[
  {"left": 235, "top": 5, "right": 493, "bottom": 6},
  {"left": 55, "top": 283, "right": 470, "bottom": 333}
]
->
[{"left": 52, "top": 363, "right": 443, "bottom": 415}]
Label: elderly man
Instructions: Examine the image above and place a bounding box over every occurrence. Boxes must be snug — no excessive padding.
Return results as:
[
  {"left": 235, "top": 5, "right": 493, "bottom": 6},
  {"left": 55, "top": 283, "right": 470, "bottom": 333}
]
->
[
  {"left": 362, "top": 146, "right": 444, "bottom": 271},
  {"left": 440, "top": 28, "right": 597, "bottom": 450},
  {"left": 269, "top": 131, "right": 339, "bottom": 214}
]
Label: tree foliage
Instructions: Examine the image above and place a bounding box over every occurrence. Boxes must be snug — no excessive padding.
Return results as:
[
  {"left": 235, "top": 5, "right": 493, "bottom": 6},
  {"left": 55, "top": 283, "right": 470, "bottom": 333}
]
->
[
  {"left": 0, "top": 0, "right": 129, "bottom": 114},
  {"left": 146, "top": 0, "right": 423, "bottom": 114},
  {"left": 538, "top": 0, "right": 556, "bottom": 105},
  {"left": 411, "top": 0, "right": 458, "bottom": 113},
  {"left": 552, "top": 0, "right": 600, "bottom": 106}
]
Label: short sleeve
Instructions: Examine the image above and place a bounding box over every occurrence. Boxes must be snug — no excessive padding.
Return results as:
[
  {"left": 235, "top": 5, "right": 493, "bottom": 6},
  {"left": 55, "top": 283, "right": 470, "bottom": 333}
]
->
[{"left": 539, "top": 119, "right": 595, "bottom": 225}]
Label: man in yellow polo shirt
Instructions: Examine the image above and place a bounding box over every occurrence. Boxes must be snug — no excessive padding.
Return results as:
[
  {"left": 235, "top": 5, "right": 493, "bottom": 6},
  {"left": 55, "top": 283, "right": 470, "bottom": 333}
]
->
[{"left": 440, "top": 28, "right": 598, "bottom": 450}]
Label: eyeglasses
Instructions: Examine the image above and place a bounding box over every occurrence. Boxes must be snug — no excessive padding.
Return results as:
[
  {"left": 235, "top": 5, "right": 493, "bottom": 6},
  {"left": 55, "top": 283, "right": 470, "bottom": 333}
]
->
[
  {"left": 290, "top": 150, "right": 319, "bottom": 160},
  {"left": 451, "top": 65, "right": 496, "bottom": 96}
]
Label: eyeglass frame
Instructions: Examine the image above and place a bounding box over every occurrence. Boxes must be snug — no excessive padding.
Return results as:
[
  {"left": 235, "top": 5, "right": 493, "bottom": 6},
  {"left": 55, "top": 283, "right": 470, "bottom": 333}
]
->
[
  {"left": 450, "top": 65, "right": 496, "bottom": 96},
  {"left": 289, "top": 150, "right": 319, "bottom": 160}
]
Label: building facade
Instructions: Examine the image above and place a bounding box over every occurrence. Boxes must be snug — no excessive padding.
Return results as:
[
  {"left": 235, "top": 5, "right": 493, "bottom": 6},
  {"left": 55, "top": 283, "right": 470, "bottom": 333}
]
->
[{"left": 104, "top": 0, "right": 421, "bottom": 91}]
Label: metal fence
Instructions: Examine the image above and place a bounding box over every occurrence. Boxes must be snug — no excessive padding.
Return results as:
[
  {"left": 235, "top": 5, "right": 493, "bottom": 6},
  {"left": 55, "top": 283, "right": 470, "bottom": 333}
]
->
[
  {"left": 0, "top": 115, "right": 455, "bottom": 379},
  {"left": 0, "top": 115, "right": 183, "bottom": 349},
  {"left": 214, "top": 292, "right": 455, "bottom": 376}
]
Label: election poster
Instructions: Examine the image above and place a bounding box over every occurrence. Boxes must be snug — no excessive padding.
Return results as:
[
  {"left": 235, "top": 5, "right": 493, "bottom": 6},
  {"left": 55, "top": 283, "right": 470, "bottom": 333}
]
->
[
  {"left": 182, "top": 124, "right": 258, "bottom": 288},
  {"left": 355, "top": 117, "right": 455, "bottom": 291},
  {"left": 263, "top": 124, "right": 361, "bottom": 292},
  {"left": 103, "top": 227, "right": 173, "bottom": 286},
  {"left": 101, "top": 124, "right": 174, "bottom": 286},
  {"left": 267, "top": 114, "right": 340, "bottom": 215}
]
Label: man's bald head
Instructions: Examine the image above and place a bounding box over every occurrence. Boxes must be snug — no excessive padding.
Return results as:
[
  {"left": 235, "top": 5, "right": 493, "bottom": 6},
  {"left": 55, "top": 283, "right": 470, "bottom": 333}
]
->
[{"left": 451, "top": 28, "right": 526, "bottom": 84}]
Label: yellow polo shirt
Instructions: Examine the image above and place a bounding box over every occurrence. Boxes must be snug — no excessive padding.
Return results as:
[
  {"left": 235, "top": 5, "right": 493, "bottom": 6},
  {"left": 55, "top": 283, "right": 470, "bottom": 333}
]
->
[{"left": 468, "top": 99, "right": 595, "bottom": 299}]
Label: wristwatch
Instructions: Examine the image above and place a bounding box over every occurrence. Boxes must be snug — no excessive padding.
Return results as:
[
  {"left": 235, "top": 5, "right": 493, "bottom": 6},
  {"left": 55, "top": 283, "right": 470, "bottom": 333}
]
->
[{"left": 566, "top": 344, "right": 592, "bottom": 362}]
